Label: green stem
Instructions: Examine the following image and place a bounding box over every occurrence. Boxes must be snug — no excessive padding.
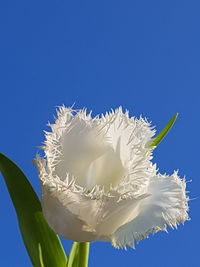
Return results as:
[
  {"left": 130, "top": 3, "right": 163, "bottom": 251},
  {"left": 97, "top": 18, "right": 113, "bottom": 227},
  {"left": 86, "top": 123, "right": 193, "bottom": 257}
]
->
[{"left": 77, "top": 242, "right": 90, "bottom": 267}]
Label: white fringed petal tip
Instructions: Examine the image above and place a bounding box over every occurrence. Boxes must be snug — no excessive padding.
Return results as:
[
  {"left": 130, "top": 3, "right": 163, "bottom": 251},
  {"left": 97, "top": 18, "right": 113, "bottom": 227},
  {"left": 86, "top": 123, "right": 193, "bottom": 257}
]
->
[{"left": 35, "top": 106, "right": 189, "bottom": 249}]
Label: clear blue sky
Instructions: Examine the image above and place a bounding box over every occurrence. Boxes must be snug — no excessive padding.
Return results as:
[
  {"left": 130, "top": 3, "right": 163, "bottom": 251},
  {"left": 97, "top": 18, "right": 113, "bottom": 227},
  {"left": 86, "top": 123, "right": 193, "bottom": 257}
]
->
[{"left": 0, "top": 1, "right": 199, "bottom": 266}]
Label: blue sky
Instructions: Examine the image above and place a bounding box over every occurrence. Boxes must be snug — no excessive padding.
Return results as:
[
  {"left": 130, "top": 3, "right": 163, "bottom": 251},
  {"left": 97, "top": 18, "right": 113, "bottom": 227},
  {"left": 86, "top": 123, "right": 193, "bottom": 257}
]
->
[{"left": 0, "top": 0, "right": 199, "bottom": 266}]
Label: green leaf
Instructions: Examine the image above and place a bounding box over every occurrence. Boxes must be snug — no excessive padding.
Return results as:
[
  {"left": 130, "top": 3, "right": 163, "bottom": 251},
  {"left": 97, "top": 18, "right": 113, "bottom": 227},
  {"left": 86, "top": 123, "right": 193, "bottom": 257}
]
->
[
  {"left": 67, "top": 242, "right": 80, "bottom": 267},
  {"left": 149, "top": 113, "right": 178, "bottom": 148},
  {"left": 0, "top": 153, "right": 67, "bottom": 267}
]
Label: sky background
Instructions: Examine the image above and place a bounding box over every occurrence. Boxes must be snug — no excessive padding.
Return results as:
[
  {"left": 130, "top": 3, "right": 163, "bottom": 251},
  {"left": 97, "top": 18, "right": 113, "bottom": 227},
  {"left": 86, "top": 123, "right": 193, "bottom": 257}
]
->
[{"left": 0, "top": 0, "right": 199, "bottom": 266}]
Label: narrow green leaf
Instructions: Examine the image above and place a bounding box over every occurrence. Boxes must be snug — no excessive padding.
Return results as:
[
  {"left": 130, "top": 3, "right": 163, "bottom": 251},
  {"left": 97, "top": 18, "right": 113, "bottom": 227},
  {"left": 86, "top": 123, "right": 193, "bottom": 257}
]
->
[
  {"left": 149, "top": 113, "right": 178, "bottom": 148},
  {"left": 67, "top": 242, "right": 80, "bottom": 267},
  {"left": 0, "top": 153, "right": 67, "bottom": 267},
  {"left": 38, "top": 244, "right": 45, "bottom": 267}
]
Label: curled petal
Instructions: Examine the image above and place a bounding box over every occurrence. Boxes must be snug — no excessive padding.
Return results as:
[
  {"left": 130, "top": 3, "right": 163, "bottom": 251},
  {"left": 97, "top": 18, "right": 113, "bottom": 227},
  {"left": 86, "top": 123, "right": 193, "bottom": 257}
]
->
[{"left": 111, "top": 172, "right": 189, "bottom": 248}]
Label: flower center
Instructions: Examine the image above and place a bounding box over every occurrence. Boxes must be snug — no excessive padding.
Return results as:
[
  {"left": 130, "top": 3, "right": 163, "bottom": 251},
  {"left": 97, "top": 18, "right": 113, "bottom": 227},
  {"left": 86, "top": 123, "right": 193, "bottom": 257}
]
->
[
  {"left": 53, "top": 117, "right": 126, "bottom": 190},
  {"left": 85, "top": 147, "right": 125, "bottom": 191}
]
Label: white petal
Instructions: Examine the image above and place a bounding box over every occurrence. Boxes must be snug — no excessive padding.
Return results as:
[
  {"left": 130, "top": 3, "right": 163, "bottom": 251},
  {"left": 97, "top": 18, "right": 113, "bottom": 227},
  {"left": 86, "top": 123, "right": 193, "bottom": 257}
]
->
[
  {"left": 85, "top": 147, "right": 125, "bottom": 190},
  {"left": 102, "top": 108, "right": 156, "bottom": 190},
  {"left": 105, "top": 108, "right": 155, "bottom": 167},
  {"left": 111, "top": 172, "right": 189, "bottom": 248},
  {"left": 43, "top": 107, "right": 156, "bottom": 190},
  {"left": 36, "top": 155, "right": 149, "bottom": 242},
  {"left": 40, "top": 177, "right": 150, "bottom": 242},
  {"left": 45, "top": 107, "right": 111, "bottom": 188},
  {"left": 42, "top": 185, "right": 99, "bottom": 242},
  {"left": 94, "top": 194, "right": 149, "bottom": 237}
]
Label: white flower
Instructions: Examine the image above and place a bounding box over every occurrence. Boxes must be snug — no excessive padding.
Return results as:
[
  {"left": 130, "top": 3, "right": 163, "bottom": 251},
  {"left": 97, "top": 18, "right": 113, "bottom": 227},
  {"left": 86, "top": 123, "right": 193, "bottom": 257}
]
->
[{"left": 35, "top": 106, "right": 189, "bottom": 248}]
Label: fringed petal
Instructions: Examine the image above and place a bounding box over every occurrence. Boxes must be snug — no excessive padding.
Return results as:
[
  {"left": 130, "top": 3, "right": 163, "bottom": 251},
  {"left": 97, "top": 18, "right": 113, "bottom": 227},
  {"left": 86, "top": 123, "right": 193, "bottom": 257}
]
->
[{"left": 111, "top": 172, "right": 189, "bottom": 248}]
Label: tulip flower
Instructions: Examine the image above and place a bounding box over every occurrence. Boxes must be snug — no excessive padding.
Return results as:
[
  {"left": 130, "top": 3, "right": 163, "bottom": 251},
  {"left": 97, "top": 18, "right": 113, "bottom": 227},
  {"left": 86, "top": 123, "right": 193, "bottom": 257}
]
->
[{"left": 35, "top": 106, "right": 189, "bottom": 249}]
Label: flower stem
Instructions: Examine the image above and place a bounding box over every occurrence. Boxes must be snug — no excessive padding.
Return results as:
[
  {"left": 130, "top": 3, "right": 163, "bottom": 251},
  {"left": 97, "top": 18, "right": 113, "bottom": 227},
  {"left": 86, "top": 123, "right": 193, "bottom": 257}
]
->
[{"left": 77, "top": 242, "right": 90, "bottom": 267}]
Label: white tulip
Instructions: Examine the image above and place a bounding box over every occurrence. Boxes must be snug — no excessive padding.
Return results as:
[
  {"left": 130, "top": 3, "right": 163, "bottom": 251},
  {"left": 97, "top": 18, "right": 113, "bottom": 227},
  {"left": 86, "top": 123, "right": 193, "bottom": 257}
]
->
[{"left": 35, "top": 106, "right": 189, "bottom": 248}]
